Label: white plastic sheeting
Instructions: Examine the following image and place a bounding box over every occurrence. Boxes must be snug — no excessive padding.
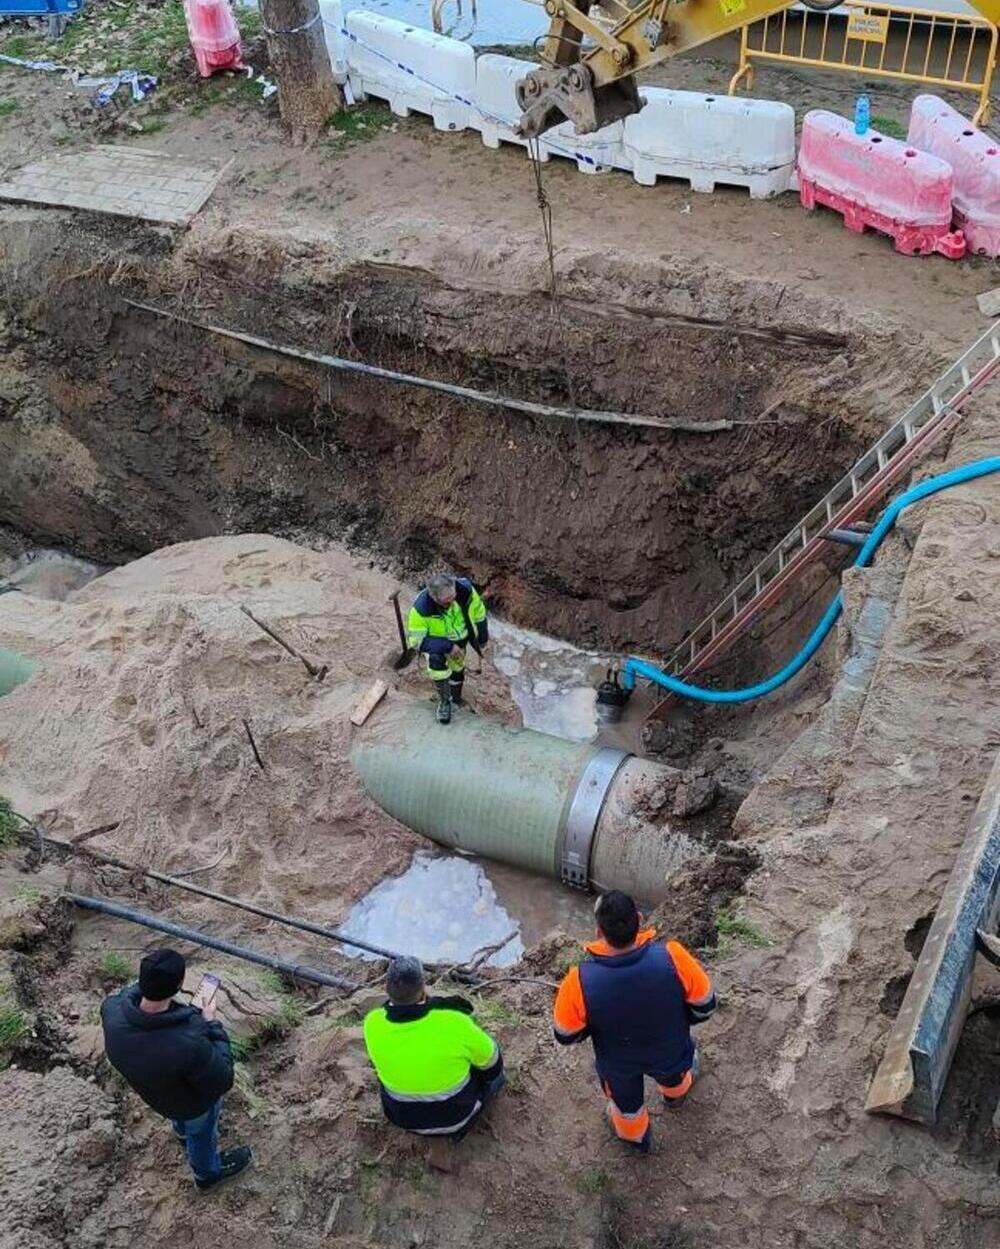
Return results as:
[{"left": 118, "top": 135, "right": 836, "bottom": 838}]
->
[
  {"left": 345, "top": 10, "right": 476, "bottom": 132},
  {"left": 624, "top": 87, "right": 796, "bottom": 198}
]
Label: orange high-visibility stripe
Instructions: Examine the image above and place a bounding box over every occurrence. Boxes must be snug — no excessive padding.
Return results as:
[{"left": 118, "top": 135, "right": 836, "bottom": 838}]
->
[
  {"left": 606, "top": 1101, "right": 650, "bottom": 1142},
  {"left": 665, "top": 940, "right": 713, "bottom": 1005},
  {"left": 553, "top": 964, "right": 587, "bottom": 1037},
  {"left": 657, "top": 1070, "right": 693, "bottom": 1100},
  {"left": 583, "top": 928, "right": 658, "bottom": 958}
]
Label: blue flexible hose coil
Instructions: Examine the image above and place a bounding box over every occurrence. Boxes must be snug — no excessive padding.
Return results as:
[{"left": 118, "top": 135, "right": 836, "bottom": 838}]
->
[{"left": 621, "top": 457, "right": 1000, "bottom": 704}]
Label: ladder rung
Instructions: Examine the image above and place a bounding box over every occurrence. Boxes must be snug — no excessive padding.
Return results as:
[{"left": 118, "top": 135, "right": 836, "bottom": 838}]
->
[{"left": 661, "top": 322, "right": 1000, "bottom": 680}]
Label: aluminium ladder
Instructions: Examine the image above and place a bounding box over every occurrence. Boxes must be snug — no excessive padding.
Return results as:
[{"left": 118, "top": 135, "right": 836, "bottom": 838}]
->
[{"left": 652, "top": 321, "right": 1000, "bottom": 699}]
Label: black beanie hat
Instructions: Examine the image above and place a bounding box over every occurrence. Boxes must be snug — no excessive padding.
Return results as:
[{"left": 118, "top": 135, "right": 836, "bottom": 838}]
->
[{"left": 138, "top": 948, "right": 186, "bottom": 1001}]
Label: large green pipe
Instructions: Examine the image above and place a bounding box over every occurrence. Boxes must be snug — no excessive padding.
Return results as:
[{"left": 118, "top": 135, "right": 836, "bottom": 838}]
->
[
  {"left": 0, "top": 646, "right": 37, "bottom": 697},
  {"left": 351, "top": 697, "right": 702, "bottom": 903}
]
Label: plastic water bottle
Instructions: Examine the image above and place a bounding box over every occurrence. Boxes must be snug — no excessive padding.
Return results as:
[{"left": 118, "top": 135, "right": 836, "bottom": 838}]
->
[{"left": 854, "top": 94, "right": 870, "bottom": 136}]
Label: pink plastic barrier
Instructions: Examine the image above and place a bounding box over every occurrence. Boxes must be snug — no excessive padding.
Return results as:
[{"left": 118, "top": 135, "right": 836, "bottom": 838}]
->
[
  {"left": 908, "top": 95, "right": 1000, "bottom": 258},
  {"left": 183, "top": 0, "right": 243, "bottom": 79},
  {"left": 797, "top": 109, "right": 965, "bottom": 259}
]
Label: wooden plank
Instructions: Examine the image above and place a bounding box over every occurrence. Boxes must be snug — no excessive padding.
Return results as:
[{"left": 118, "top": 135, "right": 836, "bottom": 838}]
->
[{"left": 350, "top": 680, "right": 388, "bottom": 727}]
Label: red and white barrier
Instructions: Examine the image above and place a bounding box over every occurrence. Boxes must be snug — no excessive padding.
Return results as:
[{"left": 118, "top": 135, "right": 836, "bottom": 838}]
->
[
  {"left": 183, "top": 0, "right": 243, "bottom": 79},
  {"left": 797, "top": 110, "right": 965, "bottom": 259},
  {"left": 908, "top": 95, "right": 1000, "bottom": 259}
]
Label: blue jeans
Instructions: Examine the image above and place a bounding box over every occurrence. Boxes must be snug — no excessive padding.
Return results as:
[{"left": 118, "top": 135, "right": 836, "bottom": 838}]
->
[{"left": 172, "top": 1100, "right": 222, "bottom": 1182}]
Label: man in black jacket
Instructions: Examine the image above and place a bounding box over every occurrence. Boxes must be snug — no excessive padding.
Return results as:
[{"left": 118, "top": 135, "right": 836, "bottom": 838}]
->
[{"left": 101, "top": 948, "right": 253, "bottom": 1191}]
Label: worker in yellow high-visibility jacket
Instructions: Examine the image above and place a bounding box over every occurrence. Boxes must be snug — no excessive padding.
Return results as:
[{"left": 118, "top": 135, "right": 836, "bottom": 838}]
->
[
  {"left": 363, "top": 957, "right": 505, "bottom": 1167},
  {"left": 407, "top": 573, "right": 488, "bottom": 724}
]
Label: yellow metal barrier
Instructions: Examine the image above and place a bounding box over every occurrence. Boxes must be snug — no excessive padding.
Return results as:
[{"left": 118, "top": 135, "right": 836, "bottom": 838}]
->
[{"left": 729, "top": 2, "right": 998, "bottom": 126}]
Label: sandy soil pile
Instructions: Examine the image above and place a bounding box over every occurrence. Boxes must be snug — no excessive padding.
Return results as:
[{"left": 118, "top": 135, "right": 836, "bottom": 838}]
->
[
  {"left": 0, "top": 1067, "right": 119, "bottom": 1249},
  {"left": 1, "top": 446, "right": 999, "bottom": 1248},
  {"left": 0, "top": 534, "right": 484, "bottom": 930}
]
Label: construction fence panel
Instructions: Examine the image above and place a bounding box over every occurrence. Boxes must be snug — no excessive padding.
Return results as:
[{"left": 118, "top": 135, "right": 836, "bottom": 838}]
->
[{"left": 729, "top": 2, "right": 999, "bottom": 126}]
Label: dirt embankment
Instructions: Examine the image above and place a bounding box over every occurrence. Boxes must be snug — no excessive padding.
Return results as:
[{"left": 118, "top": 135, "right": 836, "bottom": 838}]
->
[
  {"left": 1, "top": 459, "right": 999, "bottom": 1249},
  {"left": 0, "top": 206, "right": 937, "bottom": 659}
]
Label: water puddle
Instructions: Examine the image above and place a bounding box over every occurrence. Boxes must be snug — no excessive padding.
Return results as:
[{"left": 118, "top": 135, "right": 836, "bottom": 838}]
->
[
  {"left": 0, "top": 549, "right": 104, "bottom": 601},
  {"left": 338, "top": 851, "right": 596, "bottom": 968},
  {"left": 338, "top": 852, "right": 526, "bottom": 967},
  {"left": 491, "top": 618, "right": 609, "bottom": 743}
]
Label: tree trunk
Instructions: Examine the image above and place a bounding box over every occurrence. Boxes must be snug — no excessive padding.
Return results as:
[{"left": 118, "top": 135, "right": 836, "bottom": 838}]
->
[{"left": 259, "top": 0, "right": 342, "bottom": 145}]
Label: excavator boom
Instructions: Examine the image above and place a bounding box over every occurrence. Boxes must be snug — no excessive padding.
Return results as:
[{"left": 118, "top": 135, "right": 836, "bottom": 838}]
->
[{"left": 515, "top": 0, "right": 1000, "bottom": 138}]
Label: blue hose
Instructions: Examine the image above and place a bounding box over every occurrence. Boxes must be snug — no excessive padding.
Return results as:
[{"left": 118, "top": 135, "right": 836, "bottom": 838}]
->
[{"left": 621, "top": 457, "right": 1000, "bottom": 704}]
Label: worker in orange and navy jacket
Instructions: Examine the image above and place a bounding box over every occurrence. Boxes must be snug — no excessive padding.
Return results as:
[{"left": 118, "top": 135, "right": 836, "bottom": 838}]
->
[{"left": 552, "top": 890, "right": 716, "bottom": 1155}]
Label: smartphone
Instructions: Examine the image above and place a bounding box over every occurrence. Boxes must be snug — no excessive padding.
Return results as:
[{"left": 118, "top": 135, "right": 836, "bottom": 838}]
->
[{"left": 191, "top": 973, "right": 221, "bottom": 1010}]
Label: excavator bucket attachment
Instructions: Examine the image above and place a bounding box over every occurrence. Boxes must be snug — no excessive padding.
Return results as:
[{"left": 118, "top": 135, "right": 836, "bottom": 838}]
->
[
  {"left": 866, "top": 750, "right": 1000, "bottom": 1123},
  {"left": 515, "top": 64, "right": 643, "bottom": 140}
]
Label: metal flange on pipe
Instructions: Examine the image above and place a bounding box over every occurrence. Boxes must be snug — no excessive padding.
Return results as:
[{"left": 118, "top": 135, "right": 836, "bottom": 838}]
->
[{"left": 351, "top": 701, "right": 700, "bottom": 903}]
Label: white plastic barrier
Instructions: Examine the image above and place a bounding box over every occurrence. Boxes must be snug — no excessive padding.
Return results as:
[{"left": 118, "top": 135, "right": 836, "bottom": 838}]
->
[
  {"left": 623, "top": 88, "right": 795, "bottom": 198},
  {"left": 474, "top": 53, "right": 629, "bottom": 174},
  {"left": 345, "top": 11, "right": 476, "bottom": 133},
  {"left": 319, "top": 0, "right": 348, "bottom": 85}
]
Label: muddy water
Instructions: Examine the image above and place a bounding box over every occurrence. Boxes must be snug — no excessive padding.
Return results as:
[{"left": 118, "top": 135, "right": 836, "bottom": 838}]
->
[
  {"left": 0, "top": 549, "right": 103, "bottom": 601},
  {"left": 338, "top": 851, "right": 595, "bottom": 967},
  {"left": 491, "top": 618, "right": 609, "bottom": 743}
]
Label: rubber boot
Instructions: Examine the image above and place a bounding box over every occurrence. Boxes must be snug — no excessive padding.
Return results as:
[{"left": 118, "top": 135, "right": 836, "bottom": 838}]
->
[
  {"left": 436, "top": 684, "right": 452, "bottom": 725},
  {"left": 448, "top": 674, "right": 464, "bottom": 707}
]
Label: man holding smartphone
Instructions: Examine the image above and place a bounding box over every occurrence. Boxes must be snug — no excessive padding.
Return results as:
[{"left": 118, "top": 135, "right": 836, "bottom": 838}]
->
[{"left": 101, "top": 948, "right": 253, "bottom": 1191}]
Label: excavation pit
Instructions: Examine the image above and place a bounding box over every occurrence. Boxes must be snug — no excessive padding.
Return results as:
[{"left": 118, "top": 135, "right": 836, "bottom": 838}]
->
[{"left": 0, "top": 213, "right": 936, "bottom": 674}]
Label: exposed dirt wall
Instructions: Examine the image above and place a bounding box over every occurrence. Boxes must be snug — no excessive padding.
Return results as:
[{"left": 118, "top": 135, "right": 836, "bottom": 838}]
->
[{"left": 0, "top": 208, "right": 938, "bottom": 656}]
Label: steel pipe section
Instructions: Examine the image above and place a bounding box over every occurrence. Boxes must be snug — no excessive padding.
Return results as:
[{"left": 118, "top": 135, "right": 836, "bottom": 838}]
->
[{"left": 351, "top": 699, "right": 701, "bottom": 903}]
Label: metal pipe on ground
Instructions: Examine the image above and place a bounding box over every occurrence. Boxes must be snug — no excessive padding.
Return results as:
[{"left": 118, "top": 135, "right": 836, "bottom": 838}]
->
[
  {"left": 31, "top": 831, "right": 398, "bottom": 960},
  {"left": 350, "top": 697, "right": 703, "bottom": 903},
  {"left": 65, "top": 893, "right": 360, "bottom": 991}
]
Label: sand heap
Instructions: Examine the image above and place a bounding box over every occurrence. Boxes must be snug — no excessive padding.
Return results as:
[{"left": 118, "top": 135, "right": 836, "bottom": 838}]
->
[{"left": 0, "top": 535, "right": 458, "bottom": 928}]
